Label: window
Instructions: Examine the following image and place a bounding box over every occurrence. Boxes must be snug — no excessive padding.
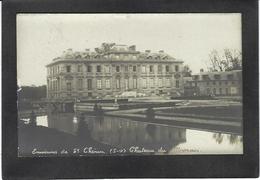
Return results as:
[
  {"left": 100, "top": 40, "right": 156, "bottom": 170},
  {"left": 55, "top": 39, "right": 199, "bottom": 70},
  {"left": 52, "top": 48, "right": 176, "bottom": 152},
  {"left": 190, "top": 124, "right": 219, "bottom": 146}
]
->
[
  {"left": 158, "top": 65, "right": 162, "bottom": 74},
  {"left": 66, "top": 82, "right": 72, "bottom": 91},
  {"left": 97, "top": 65, "right": 101, "bottom": 72},
  {"left": 207, "top": 82, "right": 210, "bottom": 86},
  {"left": 207, "top": 88, "right": 210, "bottom": 94},
  {"left": 133, "top": 66, "right": 137, "bottom": 72},
  {"left": 166, "top": 78, "right": 171, "bottom": 87},
  {"left": 213, "top": 81, "right": 216, "bottom": 85},
  {"left": 226, "top": 88, "right": 229, "bottom": 95},
  {"left": 176, "top": 80, "right": 179, "bottom": 88},
  {"left": 219, "top": 81, "right": 222, "bottom": 85},
  {"left": 116, "top": 79, "right": 120, "bottom": 89},
  {"left": 219, "top": 88, "right": 222, "bottom": 95},
  {"left": 175, "top": 65, "right": 179, "bottom": 72},
  {"left": 97, "top": 79, "right": 102, "bottom": 89},
  {"left": 141, "top": 65, "right": 146, "bottom": 73},
  {"left": 142, "top": 78, "right": 147, "bottom": 88},
  {"left": 104, "top": 65, "right": 110, "bottom": 73},
  {"left": 66, "top": 65, "right": 71, "bottom": 73},
  {"left": 158, "top": 78, "right": 163, "bottom": 87},
  {"left": 87, "top": 65, "right": 92, "bottom": 72},
  {"left": 232, "top": 81, "right": 235, "bottom": 85},
  {"left": 105, "top": 79, "right": 111, "bottom": 89},
  {"left": 116, "top": 66, "right": 120, "bottom": 72},
  {"left": 125, "top": 79, "right": 129, "bottom": 89},
  {"left": 77, "top": 65, "right": 82, "bottom": 72},
  {"left": 77, "top": 79, "right": 83, "bottom": 90},
  {"left": 213, "top": 88, "right": 216, "bottom": 94},
  {"left": 125, "top": 66, "right": 128, "bottom": 72},
  {"left": 133, "top": 78, "right": 137, "bottom": 89},
  {"left": 227, "top": 74, "right": 234, "bottom": 80},
  {"left": 214, "top": 74, "right": 221, "bottom": 80},
  {"left": 87, "top": 79, "right": 92, "bottom": 90},
  {"left": 149, "top": 65, "right": 154, "bottom": 73},
  {"left": 150, "top": 78, "right": 155, "bottom": 88},
  {"left": 225, "top": 81, "right": 228, "bottom": 85},
  {"left": 166, "top": 65, "right": 170, "bottom": 73}
]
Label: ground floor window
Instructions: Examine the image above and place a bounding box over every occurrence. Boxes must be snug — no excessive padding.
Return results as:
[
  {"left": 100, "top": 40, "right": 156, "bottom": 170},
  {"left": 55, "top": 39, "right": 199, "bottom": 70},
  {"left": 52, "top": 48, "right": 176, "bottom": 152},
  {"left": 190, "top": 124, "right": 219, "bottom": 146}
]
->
[
  {"left": 87, "top": 79, "right": 92, "bottom": 90},
  {"left": 77, "top": 79, "right": 83, "bottom": 90},
  {"left": 142, "top": 78, "right": 147, "bottom": 88},
  {"left": 97, "top": 79, "right": 102, "bottom": 89},
  {"left": 66, "top": 82, "right": 72, "bottom": 91},
  {"left": 133, "top": 78, "right": 137, "bottom": 89},
  {"left": 105, "top": 79, "right": 111, "bottom": 89},
  {"left": 176, "top": 80, "right": 179, "bottom": 88},
  {"left": 158, "top": 78, "right": 163, "bottom": 87},
  {"left": 116, "top": 79, "right": 120, "bottom": 89},
  {"left": 166, "top": 78, "right": 171, "bottom": 87},
  {"left": 125, "top": 78, "right": 129, "bottom": 90}
]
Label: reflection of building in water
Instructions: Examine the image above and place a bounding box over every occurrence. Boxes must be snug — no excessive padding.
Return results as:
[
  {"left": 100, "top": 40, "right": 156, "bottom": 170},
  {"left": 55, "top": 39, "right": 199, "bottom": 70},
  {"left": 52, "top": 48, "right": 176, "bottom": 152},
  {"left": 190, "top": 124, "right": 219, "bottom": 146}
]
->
[
  {"left": 88, "top": 116, "right": 186, "bottom": 151},
  {"left": 46, "top": 43, "right": 184, "bottom": 100}
]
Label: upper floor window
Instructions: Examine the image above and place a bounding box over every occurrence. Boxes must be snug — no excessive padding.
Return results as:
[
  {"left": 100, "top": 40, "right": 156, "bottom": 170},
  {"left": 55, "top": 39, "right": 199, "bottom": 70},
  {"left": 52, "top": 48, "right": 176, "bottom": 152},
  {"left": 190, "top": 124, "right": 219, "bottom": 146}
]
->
[
  {"left": 97, "top": 65, "right": 101, "bottom": 73},
  {"left": 66, "top": 65, "right": 71, "bottom": 73},
  {"left": 227, "top": 74, "right": 234, "bottom": 80},
  {"left": 133, "top": 65, "right": 137, "bottom": 72},
  {"left": 149, "top": 65, "right": 154, "bottom": 73},
  {"left": 158, "top": 65, "right": 162, "bottom": 74},
  {"left": 125, "top": 66, "right": 128, "bottom": 72},
  {"left": 175, "top": 65, "right": 179, "bottom": 72},
  {"left": 77, "top": 79, "right": 83, "bottom": 90},
  {"left": 116, "top": 66, "right": 120, "bottom": 72},
  {"left": 87, "top": 65, "right": 92, "bottom": 72},
  {"left": 104, "top": 65, "right": 110, "bottom": 73},
  {"left": 166, "top": 65, "right": 170, "bottom": 73},
  {"left": 77, "top": 65, "right": 82, "bottom": 72},
  {"left": 142, "top": 65, "right": 146, "bottom": 73},
  {"left": 66, "top": 82, "right": 72, "bottom": 91}
]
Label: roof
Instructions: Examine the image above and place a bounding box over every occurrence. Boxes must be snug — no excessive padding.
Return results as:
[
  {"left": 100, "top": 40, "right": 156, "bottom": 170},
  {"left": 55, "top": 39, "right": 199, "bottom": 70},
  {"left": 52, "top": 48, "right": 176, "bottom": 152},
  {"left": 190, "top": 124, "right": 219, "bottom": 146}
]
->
[{"left": 46, "top": 43, "right": 182, "bottom": 67}]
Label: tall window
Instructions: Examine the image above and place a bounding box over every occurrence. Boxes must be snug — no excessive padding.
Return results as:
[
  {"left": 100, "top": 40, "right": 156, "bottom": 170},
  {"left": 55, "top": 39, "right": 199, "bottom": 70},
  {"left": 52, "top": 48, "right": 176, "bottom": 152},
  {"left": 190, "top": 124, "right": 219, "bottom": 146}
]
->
[
  {"left": 219, "top": 88, "right": 222, "bottom": 95},
  {"left": 125, "top": 66, "right": 128, "bottom": 72},
  {"left": 77, "top": 65, "right": 82, "bottom": 72},
  {"left": 66, "top": 65, "right": 71, "bottom": 73},
  {"left": 166, "top": 78, "right": 171, "bottom": 87},
  {"left": 66, "top": 82, "right": 72, "bottom": 91},
  {"left": 116, "top": 66, "right": 120, "bottom": 72},
  {"left": 104, "top": 65, "right": 110, "bottom": 73},
  {"left": 105, "top": 79, "right": 111, "bottom": 89},
  {"left": 133, "top": 78, "right": 137, "bottom": 89},
  {"left": 125, "top": 78, "right": 129, "bottom": 90},
  {"left": 175, "top": 65, "right": 179, "bottom": 72},
  {"left": 176, "top": 80, "right": 179, "bottom": 88},
  {"left": 158, "top": 65, "right": 162, "bottom": 74},
  {"left": 87, "top": 65, "right": 92, "bottom": 72},
  {"left": 97, "top": 79, "right": 102, "bottom": 89},
  {"left": 225, "top": 88, "right": 229, "bottom": 95},
  {"left": 97, "top": 65, "right": 101, "bottom": 72},
  {"left": 150, "top": 78, "right": 155, "bottom": 88},
  {"left": 116, "top": 79, "right": 120, "bottom": 89},
  {"left": 142, "top": 78, "right": 147, "bottom": 88},
  {"left": 87, "top": 79, "right": 92, "bottom": 90},
  {"left": 142, "top": 65, "right": 146, "bottom": 73},
  {"left": 77, "top": 79, "right": 83, "bottom": 90},
  {"left": 149, "top": 65, "right": 154, "bottom": 73},
  {"left": 133, "top": 65, "right": 137, "bottom": 72},
  {"left": 166, "top": 65, "right": 170, "bottom": 73},
  {"left": 213, "top": 88, "right": 216, "bottom": 94},
  {"left": 207, "top": 88, "right": 210, "bottom": 94},
  {"left": 158, "top": 78, "right": 163, "bottom": 87}
]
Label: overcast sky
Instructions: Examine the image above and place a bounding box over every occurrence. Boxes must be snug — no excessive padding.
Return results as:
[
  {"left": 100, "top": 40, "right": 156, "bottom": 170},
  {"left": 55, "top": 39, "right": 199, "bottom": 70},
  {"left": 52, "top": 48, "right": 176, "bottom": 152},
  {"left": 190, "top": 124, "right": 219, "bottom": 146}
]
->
[{"left": 17, "top": 13, "right": 241, "bottom": 86}]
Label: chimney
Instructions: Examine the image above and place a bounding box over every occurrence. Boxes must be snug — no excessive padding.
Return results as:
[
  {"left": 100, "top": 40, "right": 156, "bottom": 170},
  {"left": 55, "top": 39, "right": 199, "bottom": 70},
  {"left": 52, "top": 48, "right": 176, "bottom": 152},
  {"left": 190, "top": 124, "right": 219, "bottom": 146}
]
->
[
  {"left": 200, "top": 68, "right": 204, "bottom": 72},
  {"left": 159, "top": 50, "right": 164, "bottom": 53},
  {"left": 129, "top": 45, "right": 136, "bottom": 51},
  {"left": 145, "top": 50, "right": 151, "bottom": 53}
]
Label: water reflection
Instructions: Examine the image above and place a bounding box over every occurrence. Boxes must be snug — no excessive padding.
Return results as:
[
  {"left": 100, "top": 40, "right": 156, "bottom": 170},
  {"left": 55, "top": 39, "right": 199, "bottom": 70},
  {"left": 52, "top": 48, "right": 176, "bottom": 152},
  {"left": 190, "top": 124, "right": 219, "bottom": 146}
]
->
[{"left": 40, "top": 112, "right": 243, "bottom": 155}]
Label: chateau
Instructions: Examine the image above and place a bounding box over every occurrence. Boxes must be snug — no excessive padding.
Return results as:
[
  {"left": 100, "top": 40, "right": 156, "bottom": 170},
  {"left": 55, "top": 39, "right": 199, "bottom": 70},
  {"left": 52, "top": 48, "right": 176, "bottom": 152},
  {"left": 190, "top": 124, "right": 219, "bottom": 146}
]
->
[{"left": 46, "top": 43, "right": 184, "bottom": 100}]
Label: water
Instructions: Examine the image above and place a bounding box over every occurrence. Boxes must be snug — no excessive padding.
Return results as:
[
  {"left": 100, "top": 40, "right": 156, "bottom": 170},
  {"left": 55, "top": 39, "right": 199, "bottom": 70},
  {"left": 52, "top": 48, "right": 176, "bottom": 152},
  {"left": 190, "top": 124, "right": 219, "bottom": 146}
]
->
[{"left": 32, "top": 113, "right": 243, "bottom": 155}]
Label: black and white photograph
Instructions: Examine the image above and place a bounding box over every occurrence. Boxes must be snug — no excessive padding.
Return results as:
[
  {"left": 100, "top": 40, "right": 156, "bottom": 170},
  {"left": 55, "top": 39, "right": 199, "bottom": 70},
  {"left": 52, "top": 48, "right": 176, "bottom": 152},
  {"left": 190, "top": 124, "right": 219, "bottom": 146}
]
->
[{"left": 17, "top": 13, "right": 243, "bottom": 157}]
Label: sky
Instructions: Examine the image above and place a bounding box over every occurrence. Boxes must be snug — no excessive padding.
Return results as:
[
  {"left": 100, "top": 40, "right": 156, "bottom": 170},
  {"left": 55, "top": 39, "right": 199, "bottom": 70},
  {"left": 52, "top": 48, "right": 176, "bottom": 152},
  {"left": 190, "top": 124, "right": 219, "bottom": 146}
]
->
[{"left": 17, "top": 13, "right": 241, "bottom": 86}]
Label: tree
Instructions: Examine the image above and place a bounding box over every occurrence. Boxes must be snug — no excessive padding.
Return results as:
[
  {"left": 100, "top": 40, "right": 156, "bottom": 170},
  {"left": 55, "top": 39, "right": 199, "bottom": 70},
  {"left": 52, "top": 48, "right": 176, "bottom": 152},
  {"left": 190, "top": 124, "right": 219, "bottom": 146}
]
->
[
  {"left": 182, "top": 65, "right": 192, "bottom": 77},
  {"left": 207, "top": 49, "right": 242, "bottom": 72}
]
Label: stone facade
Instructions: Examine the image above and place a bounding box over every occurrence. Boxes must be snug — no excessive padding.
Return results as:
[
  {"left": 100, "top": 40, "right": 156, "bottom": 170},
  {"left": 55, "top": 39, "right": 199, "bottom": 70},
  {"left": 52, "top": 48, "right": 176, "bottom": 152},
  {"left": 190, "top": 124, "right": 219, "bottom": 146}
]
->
[
  {"left": 184, "top": 70, "right": 242, "bottom": 96},
  {"left": 46, "top": 43, "right": 184, "bottom": 100}
]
